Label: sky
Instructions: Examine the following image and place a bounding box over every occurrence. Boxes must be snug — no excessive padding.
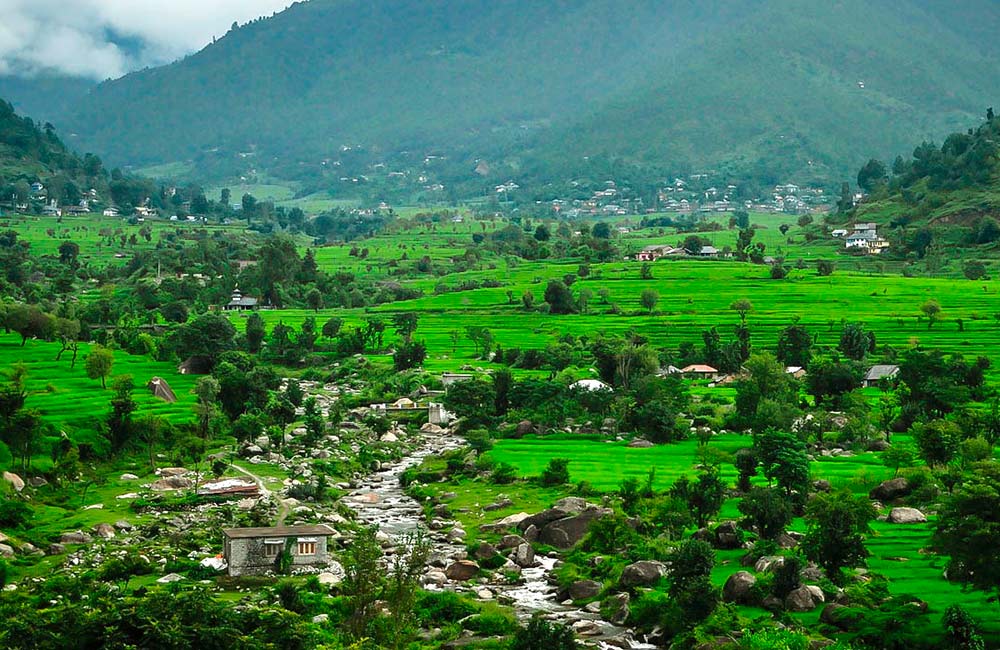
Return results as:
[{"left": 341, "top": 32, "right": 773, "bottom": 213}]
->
[{"left": 0, "top": 0, "right": 294, "bottom": 80}]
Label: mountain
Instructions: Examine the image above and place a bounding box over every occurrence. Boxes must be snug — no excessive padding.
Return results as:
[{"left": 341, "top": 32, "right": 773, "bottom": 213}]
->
[{"left": 44, "top": 0, "right": 1000, "bottom": 191}]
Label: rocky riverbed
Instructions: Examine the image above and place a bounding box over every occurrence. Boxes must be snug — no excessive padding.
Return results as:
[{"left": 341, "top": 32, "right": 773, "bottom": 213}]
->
[{"left": 342, "top": 432, "right": 655, "bottom": 649}]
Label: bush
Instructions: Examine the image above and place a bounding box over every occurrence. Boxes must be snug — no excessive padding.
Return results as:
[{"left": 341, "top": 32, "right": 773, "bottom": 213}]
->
[
  {"left": 540, "top": 458, "right": 571, "bottom": 486},
  {"left": 490, "top": 462, "right": 518, "bottom": 485},
  {"left": 512, "top": 616, "right": 578, "bottom": 650},
  {"left": 0, "top": 500, "right": 31, "bottom": 527},
  {"left": 415, "top": 591, "right": 477, "bottom": 626},
  {"left": 464, "top": 611, "right": 517, "bottom": 635}
]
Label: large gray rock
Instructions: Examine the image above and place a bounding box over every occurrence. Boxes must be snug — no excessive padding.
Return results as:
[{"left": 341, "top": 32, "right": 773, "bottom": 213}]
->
[
  {"left": 713, "top": 521, "right": 742, "bottom": 549},
  {"left": 93, "top": 523, "right": 116, "bottom": 539},
  {"left": 538, "top": 509, "right": 610, "bottom": 548},
  {"left": 474, "top": 543, "right": 498, "bottom": 561},
  {"left": 785, "top": 585, "right": 821, "bottom": 612},
  {"left": 754, "top": 556, "right": 786, "bottom": 573},
  {"left": 619, "top": 561, "right": 666, "bottom": 588},
  {"left": 59, "top": 531, "right": 91, "bottom": 544},
  {"left": 515, "top": 420, "right": 535, "bottom": 437},
  {"left": 603, "top": 593, "right": 630, "bottom": 626},
  {"left": 445, "top": 560, "right": 480, "bottom": 581},
  {"left": 0, "top": 544, "right": 14, "bottom": 558},
  {"left": 722, "top": 571, "right": 757, "bottom": 604},
  {"left": 498, "top": 534, "right": 526, "bottom": 550},
  {"left": 150, "top": 476, "right": 193, "bottom": 490},
  {"left": 820, "top": 603, "right": 849, "bottom": 628},
  {"left": 869, "top": 477, "right": 911, "bottom": 501},
  {"left": 569, "top": 579, "right": 603, "bottom": 601},
  {"left": 888, "top": 507, "right": 927, "bottom": 524},
  {"left": 512, "top": 543, "right": 536, "bottom": 568}
]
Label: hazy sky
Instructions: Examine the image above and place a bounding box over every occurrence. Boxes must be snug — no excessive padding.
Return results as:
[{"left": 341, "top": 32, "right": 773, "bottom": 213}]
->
[{"left": 0, "top": 0, "right": 293, "bottom": 79}]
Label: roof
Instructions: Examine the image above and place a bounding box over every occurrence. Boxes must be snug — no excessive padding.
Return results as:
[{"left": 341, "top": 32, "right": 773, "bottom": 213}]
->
[
  {"left": 864, "top": 365, "right": 899, "bottom": 381},
  {"left": 228, "top": 296, "right": 259, "bottom": 307},
  {"left": 571, "top": 379, "right": 612, "bottom": 392},
  {"left": 682, "top": 364, "right": 719, "bottom": 374},
  {"left": 699, "top": 246, "right": 719, "bottom": 254},
  {"left": 223, "top": 524, "right": 336, "bottom": 539}
]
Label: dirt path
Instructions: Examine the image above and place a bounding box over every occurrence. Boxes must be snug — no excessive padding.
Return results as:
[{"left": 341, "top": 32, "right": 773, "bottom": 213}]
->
[{"left": 231, "top": 462, "right": 292, "bottom": 526}]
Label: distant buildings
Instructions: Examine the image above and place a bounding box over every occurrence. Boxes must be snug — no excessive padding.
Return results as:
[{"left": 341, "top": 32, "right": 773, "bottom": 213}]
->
[{"left": 223, "top": 288, "right": 259, "bottom": 311}]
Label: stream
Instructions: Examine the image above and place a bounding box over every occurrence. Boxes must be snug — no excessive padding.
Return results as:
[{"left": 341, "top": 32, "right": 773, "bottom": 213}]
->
[{"left": 342, "top": 432, "right": 656, "bottom": 649}]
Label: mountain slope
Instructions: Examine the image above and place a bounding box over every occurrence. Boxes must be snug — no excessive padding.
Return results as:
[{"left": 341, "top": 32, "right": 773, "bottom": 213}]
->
[{"left": 52, "top": 0, "right": 1000, "bottom": 188}]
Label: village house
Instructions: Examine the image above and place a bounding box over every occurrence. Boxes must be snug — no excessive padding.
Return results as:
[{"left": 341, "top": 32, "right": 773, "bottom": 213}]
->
[
  {"left": 864, "top": 364, "right": 900, "bottom": 388},
  {"left": 223, "top": 525, "right": 337, "bottom": 576},
  {"left": 845, "top": 222, "right": 889, "bottom": 254},
  {"left": 222, "top": 288, "right": 259, "bottom": 311},
  {"left": 441, "top": 372, "right": 473, "bottom": 387},
  {"left": 635, "top": 244, "right": 686, "bottom": 262},
  {"left": 103, "top": 207, "right": 120, "bottom": 217},
  {"left": 681, "top": 364, "right": 720, "bottom": 380}
]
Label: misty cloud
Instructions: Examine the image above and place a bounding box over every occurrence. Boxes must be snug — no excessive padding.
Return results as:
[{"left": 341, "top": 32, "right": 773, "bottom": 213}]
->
[{"left": 0, "top": 0, "right": 292, "bottom": 80}]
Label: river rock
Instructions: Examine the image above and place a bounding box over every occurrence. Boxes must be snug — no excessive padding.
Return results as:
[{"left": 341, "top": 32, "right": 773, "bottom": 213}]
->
[
  {"left": 498, "top": 534, "right": 526, "bottom": 550},
  {"left": 754, "top": 556, "right": 786, "bottom": 573},
  {"left": 786, "top": 585, "right": 822, "bottom": 612},
  {"left": 813, "top": 479, "right": 832, "bottom": 492},
  {"left": 627, "top": 439, "right": 654, "bottom": 448},
  {"left": 150, "top": 476, "right": 193, "bottom": 490},
  {"left": 157, "top": 573, "right": 185, "bottom": 584},
  {"left": 569, "top": 579, "right": 603, "bottom": 601},
  {"left": 571, "top": 620, "right": 603, "bottom": 637},
  {"left": 381, "top": 432, "right": 398, "bottom": 443},
  {"left": 523, "top": 524, "right": 539, "bottom": 542},
  {"left": 713, "top": 521, "right": 742, "bottom": 549},
  {"left": 120, "top": 473, "right": 139, "bottom": 480},
  {"left": 158, "top": 467, "right": 187, "bottom": 477},
  {"left": 445, "top": 560, "right": 479, "bottom": 581},
  {"left": 619, "top": 561, "right": 665, "bottom": 588},
  {"left": 423, "top": 570, "right": 448, "bottom": 586},
  {"left": 480, "top": 512, "right": 531, "bottom": 533},
  {"left": 47, "top": 543, "right": 66, "bottom": 555},
  {"left": 447, "top": 527, "right": 467, "bottom": 542},
  {"left": 869, "top": 477, "right": 911, "bottom": 501},
  {"left": 521, "top": 498, "right": 611, "bottom": 549},
  {"left": 512, "top": 543, "right": 535, "bottom": 568},
  {"left": 0, "top": 544, "right": 14, "bottom": 558},
  {"left": 2, "top": 472, "right": 24, "bottom": 492},
  {"left": 603, "top": 593, "right": 630, "bottom": 626},
  {"left": 888, "top": 507, "right": 926, "bottom": 523},
  {"left": 312, "top": 614, "right": 329, "bottom": 624},
  {"left": 28, "top": 477, "right": 48, "bottom": 488},
  {"left": 474, "top": 543, "right": 498, "bottom": 561},
  {"left": 60, "top": 531, "right": 91, "bottom": 544},
  {"left": 723, "top": 571, "right": 757, "bottom": 604},
  {"left": 93, "top": 523, "right": 116, "bottom": 539}
]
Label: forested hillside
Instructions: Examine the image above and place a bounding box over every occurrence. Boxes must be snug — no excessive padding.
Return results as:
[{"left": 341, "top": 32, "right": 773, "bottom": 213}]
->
[{"left": 48, "top": 0, "right": 1000, "bottom": 191}]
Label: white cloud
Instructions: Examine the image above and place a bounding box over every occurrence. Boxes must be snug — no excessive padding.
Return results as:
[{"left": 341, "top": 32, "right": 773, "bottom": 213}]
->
[{"left": 0, "top": 0, "right": 293, "bottom": 79}]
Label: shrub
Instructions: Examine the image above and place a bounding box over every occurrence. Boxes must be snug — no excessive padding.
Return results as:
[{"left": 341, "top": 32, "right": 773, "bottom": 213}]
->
[
  {"left": 540, "top": 458, "right": 570, "bottom": 486},
  {"left": 0, "top": 500, "right": 31, "bottom": 527},
  {"left": 512, "top": 617, "right": 578, "bottom": 650},
  {"left": 415, "top": 591, "right": 478, "bottom": 626},
  {"left": 490, "top": 462, "right": 518, "bottom": 485},
  {"left": 464, "top": 611, "right": 517, "bottom": 635}
]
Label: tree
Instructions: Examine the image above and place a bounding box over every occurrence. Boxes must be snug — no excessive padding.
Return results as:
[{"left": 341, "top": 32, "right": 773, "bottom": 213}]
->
[
  {"left": 837, "top": 182, "right": 854, "bottom": 213},
  {"left": 521, "top": 290, "right": 535, "bottom": 310},
  {"left": 245, "top": 312, "right": 266, "bottom": 354},
  {"left": 776, "top": 322, "right": 812, "bottom": 367},
  {"left": 544, "top": 280, "right": 576, "bottom": 314},
  {"left": 857, "top": 158, "right": 888, "bottom": 192},
  {"left": 305, "top": 288, "right": 323, "bottom": 313},
  {"left": 671, "top": 470, "right": 725, "bottom": 527},
  {"left": 58, "top": 241, "right": 80, "bottom": 266},
  {"left": 942, "top": 605, "right": 986, "bottom": 650},
  {"left": 86, "top": 346, "right": 114, "bottom": 388},
  {"left": 194, "top": 376, "right": 220, "bottom": 440},
  {"left": 171, "top": 313, "right": 236, "bottom": 366},
  {"left": 730, "top": 298, "right": 753, "bottom": 325},
  {"left": 393, "top": 340, "right": 427, "bottom": 371},
  {"left": 465, "top": 326, "right": 494, "bottom": 359},
  {"left": 921, "top": 299, "right": 942, "bottom": 329},
  {"left": 241, "top": 193, "right": 257, "bottom": 223},
  {"left": 816, "top": 259, "right": 835, "bottom": 276},
  {"left": 640, "top": 288, "right": 659, "bottom": 314},
  {"left": 4, "top": 409, "right": 40, "bottom": 472},
  {"left": 591, "top": 222, "right": 611, "bottom": 239},
  {"left": 107, "top": 375, "right": 137, "bottom": 452},
  {"left": 913, "top": 419, "right": 961, "bottom": 467},
  {"left": 839, "top": 322, "right": 876, "bottom": 360},
  {"left": 391, "top": 313, "right": 419, "bottom": 342},
  {"left": 640, "top": 263, "right": 654, "bottom": 280},
  {"left": 534, "top": 224, "right": 551, "bottom": 241},
  {"left": 738, "top": 487, "right": 793, "bottom": 540},
  {"left": 933, "top": 463, "right": 1000, "bottom": 600},
  {"left": 754, "top": 430, "right": 810, "bottom": 501},
  {"left": 802, "top": 490, "right": 875, "bottom": 583},
  {"left": 6, "top": 305, "right": 53, "bottom": 346},
  {"left": 734, "top": 448, "right": 757, "bottom": 492},
  {"left": 322, "top": 317, "right": 343, "bottom": 339},
  {"left": 963, "top": 260, "right": 987, "bottom": 281},
  {"left": 540, "top": 458, "right": 571, "bottom": 486},
  {"left": 882, "top": 444, "right": 916, "bottom": 476}
]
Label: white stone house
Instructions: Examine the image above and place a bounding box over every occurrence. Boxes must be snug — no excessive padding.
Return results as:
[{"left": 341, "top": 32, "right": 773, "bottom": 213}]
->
[{"left": 223, "top": 525, "right": 336, "bottom": 576}]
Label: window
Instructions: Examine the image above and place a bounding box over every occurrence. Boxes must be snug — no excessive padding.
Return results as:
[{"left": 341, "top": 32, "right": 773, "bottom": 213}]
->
[
  {"left": 296, "top": 538, "right": 317, "bottom": 556},
  {"left": 263, "top": 540, "right": 283, "bottom": 557}
]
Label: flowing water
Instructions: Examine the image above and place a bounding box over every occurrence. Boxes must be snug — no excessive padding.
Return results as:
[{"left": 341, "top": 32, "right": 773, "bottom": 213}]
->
[{"left": 342, "top": 433, "right": 656, "bottom": 649}]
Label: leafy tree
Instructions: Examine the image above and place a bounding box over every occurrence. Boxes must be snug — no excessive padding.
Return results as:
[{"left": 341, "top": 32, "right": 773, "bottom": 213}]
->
[
  {"left": 730, "top": 298, "right": 753, "bottom": 324},
  {"left": 58, "top": 241, "right": 80, "bottom": 266},
  {"left": 521, "top": 290, "right": 535, "bottom": 310},
  {"left": 802, "top": 490, "right": 875, "bottom": 583},
  {"left": 882, "top": 444, "right": 916, "bottom": 476},
  {"left": 921, "top": 299, "right": 942, "bottom": 329},
  {"left": 321, "top": 316, "right": 343, "bottom": 339},
  {"left": 754, "top": 430, "right": 810, "bottom": 502},
  {"left": 107, "top": 375, "right": 137, "bottom": 452},
  {"left": 305, "top": 288, "right": 323, "bottom": 312},
  {"left": 857, "top": 158, "right": 888, "bottom": 192},
  {"left": 640, "top": 263, "right": 653, "bottom": 280},
  {"left": 734, "top": 448, "right": 757, "bottom": 492},
  {"left": 963, "top": 260, "right": 987, "bottom": 281},
  {"left": 194, "top": 376, "right": 220, "bottom": 439},
  {"left": 4, "top": 409, "right": 40, "bottom": 472},
  {"left": 738, "top": 487, "right": 792, "bottom": 540},
  {"left": 171, "top": 313, "right": 236, "bottom": 366},
  {"left": 816, "top": 259, "right": 834, "bottom": 276},
  {"left": 391, "top": 313, "right": 419, "bottom": 342},
  {"left": 838, "top": 322, "right": 876, "bottom": 360},
  {"left": 465, "top": 326, "right": 494, "bottom": 358},
  {"left": 393, "top": 340, "right": 428, "bottom": 371},
  {"left": 640, "top": 288, "right": 659, "bottom": 314},
  {"left": 913, "top": 419, "right": 961, "bottom": 467},
  {"left": 776, "top": 322, "right": 812, "bottom": 367},
  {"left": 942, "top": 605, "right": 985, "bottom": 650},
  {"left": 544, "top": 280, "right": 576, "bottom": 314},
  {"left": 6, "top": 305, "right": 54, "bottom": 346},
  {"left": 671, "top": 470, "right": 725, "bottom": 527},
  {"left": 245, "top": 312, "right": 266, "bottom": 354},
  {"left": 591, "top": 222, "right": 611, "bottom": 239},
  {"left": 934, "top": 463, "right": 1000, "bottom": 601},
  {"left": 534, "top": 224, "right": 551, "bottom": 241},
  {"left": 86, "top": 346, "right": 114, "bottom": 388}
]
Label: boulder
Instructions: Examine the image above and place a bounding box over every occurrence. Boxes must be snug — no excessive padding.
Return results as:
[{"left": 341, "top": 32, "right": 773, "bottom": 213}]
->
[
  {"left": 569, "top": 579, "right": 603, "bottom": 601},
  {"left": 114, "top": 520, "right": 134, "bottom": 531},
  {"left": 156, "top": 573, "right": 185, "bottom": 584},
  {"left": 888, "top": 507, "right": 927, "bottom": 524},
  {"left": 0, "top": 544, "right": 14, "bottom": 558},
  {"left": 445, "top": 560, "right": 480, "bottom": 581},
  {"left": 47, "top": 543, "right": 66, "bottom": 555},
  {"left": 512, "top": 543, "right": 536, "bottom": 568},
  {"left": 150, "top": 476, "right": 193, "bottom": 491},
  {"left": 619, "top": 561, "right": 666, "bottom": 588},
  {"left": 776, "top": 533, "right": 800, "bottom": 549},
  {"left": 59, "top": 531, "right": 92, "bottom": 544},
  {"left": 120, "top": 473, "right": 139, "bottom": 480},
  {"left": 812, "top": 479, "right": 832, "bottom": 492},
  {"left": 722, "top": 571, "right": 757, "bottom": 604},
  {"left": 538, "top": 508, "right": 610, "bottom": 548},
  {"left": 423, "top": 570, "right": 448, "bottom": 586},
  {"left": 2, "top": 472, "right": 24, "bottom": 492},
  {"left": 713, "top": 521, "right": 742, "bottom": 549},
  {"left": 523, "top": 524, "right": 539, "bottom": 542},
  {"left": 474, "top": 543, "right": 498, "bottom": 561},
  {"left": 785, "top": 585, "right": 821, "bottom": 612},
  {"left": 158, "top": 467, "right": 187, "bottom": 477},
  {"left": 93, "top": 523, "right": 116, "bottom": 539},
  {"left": 498, "top": 534, "right": 526, "bottom": 550},
  {"left": 515, "top": 420, "right": 534, "bottom": 437},
  {"left": 820, "top": 603, "right": 849, "bottom": 628},
  {"left": 867, "top": 439, "right": 890, "bottom": 452},
  {"left": 312, "top": 614, "right": 329, "bottom": 624},
  {"left": 754, "top": 556, "right": 786, "bottom": 573},
  {"left": 869, "top": 477, "right": 911, "bottom": 501},
  {"left": 27, "top": 477, "right": 48, "bottom": 488},
  {"left": 603, "top": 593, "right": 630, "bottom": 626},
  {"left": 627, "top": 439, "right": 654, "bottom": 448}
]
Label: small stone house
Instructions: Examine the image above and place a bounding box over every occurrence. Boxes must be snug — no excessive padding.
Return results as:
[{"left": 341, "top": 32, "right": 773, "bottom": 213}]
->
[{"left": 223, "top": 525, "right": 336, "bottom": 576}]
